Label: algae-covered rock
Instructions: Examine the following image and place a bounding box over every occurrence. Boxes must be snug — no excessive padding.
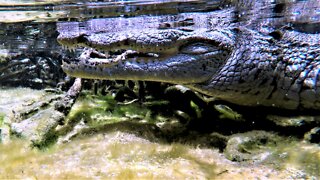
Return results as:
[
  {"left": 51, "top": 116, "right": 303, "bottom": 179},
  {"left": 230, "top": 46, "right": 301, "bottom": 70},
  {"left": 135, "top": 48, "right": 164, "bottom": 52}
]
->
[
  {"left": 224, "top": 130, "right": 320, "bottom": 177},
  {"left": 1, "top": 88, "right": 64, "bottom": 147},
  {"left": 1, "top": 78, "right": 81, "bottom": 147},
  {"left": 224, "top": 131, "right": 282, "bottom": 162},
  {"left": 11, "top": 108, "right": 64, "bottom": 146},
  {"left": 55, "top": 91, "right": 163, "bottom": 143},
  {"left": 0, "top": 87, "right": 61, "bottom": 144},
  {"left": 267, "top": 115, "right": 318, "bottom": 127}
]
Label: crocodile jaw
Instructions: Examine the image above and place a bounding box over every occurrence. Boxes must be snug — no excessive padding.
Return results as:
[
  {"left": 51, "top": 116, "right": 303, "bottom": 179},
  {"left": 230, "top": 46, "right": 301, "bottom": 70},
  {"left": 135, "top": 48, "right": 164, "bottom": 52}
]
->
[
  {"left": 62, "top": 47, "right": 229, "bottom": 84},
  {"left": 59, "top": 28, "right": 233, "bottom": 85}
]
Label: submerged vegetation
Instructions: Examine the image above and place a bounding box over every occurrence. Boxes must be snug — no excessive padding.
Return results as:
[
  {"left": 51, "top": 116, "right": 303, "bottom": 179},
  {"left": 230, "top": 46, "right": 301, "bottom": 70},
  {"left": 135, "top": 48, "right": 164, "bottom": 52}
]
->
[
  {"left": 0, "top": 86, "right": 319, "bottom": 179},
  {"left": 0, "top": 113, "right": 4, "bottom": 126},
  {"left": 1, "top": 132, "right": 319, "bottom": 179},
  {"left": 0, "top": 134, "right": 219, "bottom": 179}
]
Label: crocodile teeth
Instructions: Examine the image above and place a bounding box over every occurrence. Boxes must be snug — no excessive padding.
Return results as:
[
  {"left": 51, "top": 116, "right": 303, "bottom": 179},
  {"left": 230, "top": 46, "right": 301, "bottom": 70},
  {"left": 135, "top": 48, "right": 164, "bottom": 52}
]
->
[
  {"left": 61, "top": 45, "right": 77, "bottom": 52},
  {"left": 68, "top": 47, "right": 76, "bottom": 52},
  {"left": 146, "top": 53, "right": 159, "bottom": 58}
]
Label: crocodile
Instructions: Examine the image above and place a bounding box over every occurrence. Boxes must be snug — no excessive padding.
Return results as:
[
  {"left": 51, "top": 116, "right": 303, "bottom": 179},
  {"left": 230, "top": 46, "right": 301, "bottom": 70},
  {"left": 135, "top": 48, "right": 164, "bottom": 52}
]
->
[{"left": 57, "top": 3, "right": 320, "bottom": 111}]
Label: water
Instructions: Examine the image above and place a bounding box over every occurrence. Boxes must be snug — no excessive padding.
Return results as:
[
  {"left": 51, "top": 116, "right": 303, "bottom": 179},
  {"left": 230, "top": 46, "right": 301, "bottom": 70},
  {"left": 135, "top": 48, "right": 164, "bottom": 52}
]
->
[
  {"left": 0, "top": 0, "right": 319, "bottom": 56},
  {"left": 0, "top": 0, "right": 320, "bottom": 179},
  {"left": 1, "top": 0, "right": 319, "bottom": 55}
]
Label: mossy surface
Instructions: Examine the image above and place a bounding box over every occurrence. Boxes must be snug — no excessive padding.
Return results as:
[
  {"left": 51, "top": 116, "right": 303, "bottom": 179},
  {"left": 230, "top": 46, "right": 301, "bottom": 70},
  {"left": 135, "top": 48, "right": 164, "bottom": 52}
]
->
[
  {"left": 0, "top": 90, "right": 319, "bottom": 179},
  {"left": 0, "top": 134, "right": 218, "bottom": 179},
  {"left": 65, "top": 93, "right": 151, "bottom": 128},
  {"left": 224, "top": 131, "right": 320, "bottom": 177},
  {"left": 1, "top": 132, "right": 318, "bottom": 179},
  {"left": 0, "top": 113, "right": 4, "bottom": 126}
]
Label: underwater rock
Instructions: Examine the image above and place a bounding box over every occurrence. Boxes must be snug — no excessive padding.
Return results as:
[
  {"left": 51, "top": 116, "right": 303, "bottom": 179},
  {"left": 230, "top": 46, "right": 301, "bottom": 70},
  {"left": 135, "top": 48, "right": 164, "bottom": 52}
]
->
[
  {"left": 224, "top": 130, "right": 281, "bottom": 163},
  {"left": 0, "top": 87, "right": 58, "bottom": 143},
  {"left": 267, "top": 115, "right": 318, "bottom": 127},
  {"left": 11, "top": 108, "right": 64, "bottom": 146},
  {"left": 6, "top": 78, "right": 82, "bottom": 147}
]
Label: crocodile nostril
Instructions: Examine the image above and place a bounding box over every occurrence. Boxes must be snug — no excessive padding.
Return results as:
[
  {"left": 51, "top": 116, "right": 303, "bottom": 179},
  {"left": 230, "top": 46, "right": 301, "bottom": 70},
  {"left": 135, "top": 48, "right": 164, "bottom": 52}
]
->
[
  {"left": 269, "top": 30, "right": 283, "bottom": 40},
  {"left": 77, "top": 33, "right": 88, "bottom": 43},
  {"left": 123, "top": 39, "right": 129, "bottom": 46}
]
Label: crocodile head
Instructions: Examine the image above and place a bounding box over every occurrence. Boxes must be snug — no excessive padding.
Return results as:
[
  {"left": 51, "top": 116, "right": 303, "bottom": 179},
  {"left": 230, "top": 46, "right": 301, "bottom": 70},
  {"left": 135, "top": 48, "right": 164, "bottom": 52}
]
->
[
  {"left": 58, "top": 25, "right": 320, "bottom": 110},
  {"left": 58, "top": 28, "right": 234, "bottom": 84}
]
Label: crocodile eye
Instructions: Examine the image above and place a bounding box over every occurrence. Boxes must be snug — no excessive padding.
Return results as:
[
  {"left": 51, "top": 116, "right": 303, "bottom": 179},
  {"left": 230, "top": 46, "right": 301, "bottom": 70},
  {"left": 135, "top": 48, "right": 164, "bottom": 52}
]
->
[{"left": 180, "top": 43, "right": 219, "bottom": 55}]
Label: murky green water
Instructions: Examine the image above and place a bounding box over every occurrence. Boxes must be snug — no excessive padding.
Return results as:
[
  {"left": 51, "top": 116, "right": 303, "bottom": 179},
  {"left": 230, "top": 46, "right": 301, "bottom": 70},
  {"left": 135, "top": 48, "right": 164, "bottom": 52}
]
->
[{"left": 0, "top": 0, "right": 320, "bottom": 179}]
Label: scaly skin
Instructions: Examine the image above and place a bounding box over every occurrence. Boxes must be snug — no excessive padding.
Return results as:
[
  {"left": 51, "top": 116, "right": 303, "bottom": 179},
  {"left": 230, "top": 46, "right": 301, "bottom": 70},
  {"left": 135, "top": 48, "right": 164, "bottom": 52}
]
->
[
  {"left": 58, "top": 28, "right": 234, "bottom": 84},
  {"left": 58, "top": 23, "right": 320, "bottom": 110}
]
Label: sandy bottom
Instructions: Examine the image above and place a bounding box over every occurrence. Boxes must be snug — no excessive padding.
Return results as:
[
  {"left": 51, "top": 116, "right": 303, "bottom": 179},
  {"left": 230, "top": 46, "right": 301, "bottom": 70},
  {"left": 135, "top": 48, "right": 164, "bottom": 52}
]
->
[
  {"left": 0, "top": 87, "right": 319, "bottom": 179},
  {"left": 0, "top": 131, "right": 314, "bottom": 179}
]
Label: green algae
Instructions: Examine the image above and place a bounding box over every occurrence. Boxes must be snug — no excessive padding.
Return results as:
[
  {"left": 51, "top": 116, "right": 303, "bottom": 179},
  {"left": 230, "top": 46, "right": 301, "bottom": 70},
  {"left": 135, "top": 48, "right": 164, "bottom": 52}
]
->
[
  {"left": 277, "top": 142, "right": 320, "bottom": 177},
  {"left": 214, "top": 104, "right": 243, "bottom": 121},
  {"left": 0, "top": 113, "right": 4, "bottom": 143},
  {"left": 0, "top": 133, "right": 219, "bottom": 179},
  {"left": 56, "top": 92, "right": 319, "bottom": 178},
  {"left": 1, "top": 131, "right": 318, "bottom": 179},
  {"left": 190, "top": 100, "right": 202, "bottom": 118},
  {"left": 65, "top": 93, "right": 151, "bottom": 128},
  {"left": 1, "top": 89, "right": 319, "bottom": 179},
  {"left": 224, "top": 130, "right": 320, "bottom": 177},
  {"left": 0, "top": 113, "right": 4, "bottom": 126}
]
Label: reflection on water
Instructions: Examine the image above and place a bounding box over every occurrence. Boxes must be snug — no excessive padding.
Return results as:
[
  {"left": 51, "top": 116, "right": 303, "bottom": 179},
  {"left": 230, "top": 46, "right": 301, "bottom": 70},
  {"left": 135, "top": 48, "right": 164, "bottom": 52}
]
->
[
  {"left": 0, "top": 0, "right": 225, "bottom": 54},
  {"left": 0, "top": 0, "right": 224, "bottom": 22},
  {"left": 0, "top": 0, "right": 319, "bottom": 54}
]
